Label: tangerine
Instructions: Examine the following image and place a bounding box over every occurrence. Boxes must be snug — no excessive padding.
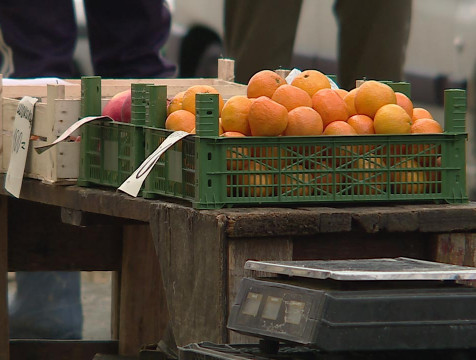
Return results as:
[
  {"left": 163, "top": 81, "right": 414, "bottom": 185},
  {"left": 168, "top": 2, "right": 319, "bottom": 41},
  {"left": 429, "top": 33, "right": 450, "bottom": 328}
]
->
[
  {"left": 221, "top": 95, "right": 252, "bottom": 135},
  {"left": 395, "top": 92, "right": 413, "bottom": 118},
  {"left": 373, "top": 104, "right": 412, "bottom": 134},
  {"left": 312, "top": 88, "right": 349, "bottom": 127},
  {"left": 182, "top": 85, "right": 224, "bottom": 116},
  {"left": 354, "top": 80, "right": 396, "bottom": 118},
  {"left": 347, "top": 114, "right": 375, "bottom": 134},
  {"left": 247, "top": 70, "right": 286, "bottom": 98},
  {"left": 271, "top": 84, "right": 312, "bottom": 111},
  {"left": 322, "top": 120, "right": 358, "bottom": 136},
  {"left": 167, "top": 91, "right": 185, "bottom": 116},
  {"left": 412, "top": 107, "right": 433, "bottom": 122},
  {"left": 343, "top": 88, "right": 358, "bottom": 116},
  {"left": 248, "top": 96, "right": 288, "bottom": 136},
  {"left": 165, "top": 109, "right": 195, "bottom": 133},
  {"left": 283, "top": 106, "right": 323, "bottom": 136},
  {"left": 291, "top": 69, "right": 331, "bottom": 97}
]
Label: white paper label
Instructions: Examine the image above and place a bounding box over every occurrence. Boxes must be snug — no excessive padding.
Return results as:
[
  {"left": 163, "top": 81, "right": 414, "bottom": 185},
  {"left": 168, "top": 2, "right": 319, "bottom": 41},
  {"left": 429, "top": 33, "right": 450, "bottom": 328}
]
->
[
  {"left": 285, "top": 68, "right": 302, "bottom": 84},
  {"left": 328, "top": 76, "right": 339, "bottom": 90},
  {"left": 34, "top": 115, "right": 112, "bottom": 154},
  {"left": 5, "top": 96, "right": 38, "bottom": 198},
  {"left": 118, "top": 131, "right": 191, "bottom": 197}
]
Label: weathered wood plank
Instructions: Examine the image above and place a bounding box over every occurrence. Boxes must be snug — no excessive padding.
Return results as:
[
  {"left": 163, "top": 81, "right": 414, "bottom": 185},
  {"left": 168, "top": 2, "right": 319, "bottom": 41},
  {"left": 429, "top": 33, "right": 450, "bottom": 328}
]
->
[
  {"left": 119, "top": 224, "right": 169, "bottom": 356},
  {"left": 151, "top": 205, "right": 227, "bottom": 347},
  {"left": 0, "top": 176, "right": 152, "bottom": 222},
  {"left": 0, "top": 196, "right": 8, "bottom": 360},
  {"left": 8, "top": 199, "right": 122, "bottom": 271},
  {"left": 9, "top": 340, "right": 118, "bottom": 360},
  {"left": 228, "top": 236, "right": 293, "bottom": 343}
]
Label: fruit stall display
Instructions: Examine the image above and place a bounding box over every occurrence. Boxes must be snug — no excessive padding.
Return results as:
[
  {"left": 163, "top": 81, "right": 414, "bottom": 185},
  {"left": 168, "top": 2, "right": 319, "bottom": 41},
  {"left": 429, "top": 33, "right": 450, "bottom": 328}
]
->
[{"left": 140, "top": 69, "right": 467, "bottom": 209}]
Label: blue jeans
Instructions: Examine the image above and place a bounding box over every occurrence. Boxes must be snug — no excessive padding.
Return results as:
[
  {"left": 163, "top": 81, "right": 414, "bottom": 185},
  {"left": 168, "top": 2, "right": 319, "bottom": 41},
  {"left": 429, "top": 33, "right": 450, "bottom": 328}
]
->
[{"left": 9, "top": 272, "right": 83, "bottom": 339}]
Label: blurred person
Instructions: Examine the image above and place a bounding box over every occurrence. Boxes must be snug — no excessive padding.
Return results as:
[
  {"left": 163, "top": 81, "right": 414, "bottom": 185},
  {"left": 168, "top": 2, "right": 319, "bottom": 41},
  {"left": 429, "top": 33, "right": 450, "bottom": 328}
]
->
[
  {"left": 224, "top": 0, "right": 412, "bottom": 90},
  {"left": 0, "top": 0, "right": 175, "bottom": 78},
  {"left": 0, "top": 0, "right": 175, "bottom": 339}
]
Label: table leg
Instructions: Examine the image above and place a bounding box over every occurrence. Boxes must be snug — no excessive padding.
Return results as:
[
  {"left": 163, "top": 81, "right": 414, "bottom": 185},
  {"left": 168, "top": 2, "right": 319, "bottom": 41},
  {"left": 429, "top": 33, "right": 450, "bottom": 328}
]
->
[{"left": 118, "top": 224, "right": 169, "bottom": 356}]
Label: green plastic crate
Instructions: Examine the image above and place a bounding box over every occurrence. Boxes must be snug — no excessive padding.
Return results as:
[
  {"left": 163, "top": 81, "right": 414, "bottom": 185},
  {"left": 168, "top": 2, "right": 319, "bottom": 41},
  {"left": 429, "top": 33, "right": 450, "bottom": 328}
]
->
[
  {"left": 142, "top": 87, "right": 467, "bottom": 209},
  {"left": 77, "top": 77, "right": 149, "bottom": 188}
]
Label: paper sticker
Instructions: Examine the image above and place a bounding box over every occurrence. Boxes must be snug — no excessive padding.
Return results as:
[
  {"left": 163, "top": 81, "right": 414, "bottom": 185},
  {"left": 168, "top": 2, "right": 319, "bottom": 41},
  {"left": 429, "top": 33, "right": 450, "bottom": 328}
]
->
[
  {"left": 118, "top": 131, "right": 191, "bottom": 197},
  {"left": 285, "top": 68, "right": 302, "bottom": 84},
  {"left": 328, "top": 76, "right": 339, "bottom": 90},
  {"left": 5, "top": 96, "right": 39, "bottom": 198},
  {"left": 34, "top": 115, "right": 112, "bottom": 154}
]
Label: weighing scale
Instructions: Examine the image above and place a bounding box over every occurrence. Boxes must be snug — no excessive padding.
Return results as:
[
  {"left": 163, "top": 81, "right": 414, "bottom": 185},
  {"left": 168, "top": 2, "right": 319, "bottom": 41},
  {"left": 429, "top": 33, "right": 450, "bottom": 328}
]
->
[{"left": 179, "top": 258, "right": 476, "bottom": 360}]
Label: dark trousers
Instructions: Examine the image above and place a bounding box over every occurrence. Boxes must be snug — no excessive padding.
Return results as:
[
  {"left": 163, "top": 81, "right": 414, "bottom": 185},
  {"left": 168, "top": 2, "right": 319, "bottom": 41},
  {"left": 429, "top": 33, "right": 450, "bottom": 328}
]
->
[
  {"left": 0, "top": 0, "right": 176, "bottom": 78},
  {"left": 224, "top": 0, "right": 412, "bottom": 90}
]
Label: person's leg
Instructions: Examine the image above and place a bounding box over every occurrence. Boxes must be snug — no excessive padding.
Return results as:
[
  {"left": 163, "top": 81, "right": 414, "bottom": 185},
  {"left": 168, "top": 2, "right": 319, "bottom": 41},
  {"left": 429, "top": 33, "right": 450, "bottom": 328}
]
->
[
  {"left": 334, "top": 0, "right": 412, "bottom": 90},
  {"left": 83, "top": 0, "right": 176, "bottom": 78},
  {"left": 9, "top": 272, "right": 83, "bottom": 339},
  {"left": 0, "top": 0, "right": 77, "bottom": 78},
  {"left": 224, "top": 0, "right": 303, "bottom": 84}
]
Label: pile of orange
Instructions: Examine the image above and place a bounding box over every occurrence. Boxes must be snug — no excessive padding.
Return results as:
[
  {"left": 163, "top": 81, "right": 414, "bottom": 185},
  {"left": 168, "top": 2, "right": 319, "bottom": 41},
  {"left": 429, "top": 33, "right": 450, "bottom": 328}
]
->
[{"left": 165, "top": 69, "right": 445, "bottom": 197}]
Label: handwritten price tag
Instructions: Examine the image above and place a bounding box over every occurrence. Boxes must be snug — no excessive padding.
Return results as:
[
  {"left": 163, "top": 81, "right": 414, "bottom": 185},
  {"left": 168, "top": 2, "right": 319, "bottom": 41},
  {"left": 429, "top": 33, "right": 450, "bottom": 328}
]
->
[
  {"left": 5, "top": 96, "right": 39, "bottom": 198},
  {"left": 118, "top": 131, "right": 191, "bottom": 197}
]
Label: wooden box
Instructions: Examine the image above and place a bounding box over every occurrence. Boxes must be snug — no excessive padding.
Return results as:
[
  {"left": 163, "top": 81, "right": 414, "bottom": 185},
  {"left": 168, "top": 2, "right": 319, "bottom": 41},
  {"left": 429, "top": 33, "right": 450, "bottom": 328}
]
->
[{"left": 0, "top": 59, "right": 246, "bottom": 184}]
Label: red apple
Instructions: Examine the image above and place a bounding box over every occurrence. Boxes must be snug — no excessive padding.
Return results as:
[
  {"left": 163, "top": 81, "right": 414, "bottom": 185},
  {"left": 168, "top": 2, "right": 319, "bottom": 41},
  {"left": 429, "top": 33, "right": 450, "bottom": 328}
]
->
[
  {"left": 102, "top": 90, "right": 130, "bottom": 122},
  {"left": 121, "top": 92, "right": 132, "bottom": 123}
]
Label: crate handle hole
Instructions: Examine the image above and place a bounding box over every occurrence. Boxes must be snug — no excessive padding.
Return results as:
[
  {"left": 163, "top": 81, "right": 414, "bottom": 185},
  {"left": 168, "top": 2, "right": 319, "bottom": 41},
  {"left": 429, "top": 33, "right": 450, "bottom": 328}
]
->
[
  {"left": 208, "top": 179, "right": 212, "bottom": 187},
  {"left": 208, "top": 153, "right": 212, "bottom": 160},
  {"left": 207, "top": 110, "right": 212, "bottom": 115}
]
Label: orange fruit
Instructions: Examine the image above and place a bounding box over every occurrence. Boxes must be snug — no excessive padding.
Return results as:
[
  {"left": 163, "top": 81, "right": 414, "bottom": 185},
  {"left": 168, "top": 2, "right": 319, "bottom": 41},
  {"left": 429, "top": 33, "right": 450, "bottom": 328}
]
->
[
  {"left": 291, "top": 69, "right": 331, "bottom": 97},
  {"left": 312, "top": 88, "right": 349, "bottom": 127},
  {"left": 409, "top": 118, "right": 443, "bottom": 166},
  {"left": 238, "top": 160, "right": 275, "bottom": 197},
  {"left": 221, "top": 95, "right": 252, "bottom": 135},
  {"left": 335, "top": 88, "right": 349, "bottom": 99},
  {"left": 323, "top": 120, "right": 358, "bottom": 136},
  {"left": 271, "top": 84, "right": 312, "bottom": 111},
  {"left": 391, "top": 158, "right": 426, "bottom": 194},
  {"left": 323, "top": 121, "right": 359, "bottom": 162},
  {"left": 373, "top": 104, "right": 412, "bottom": 134},
  {"left": 412, "top": 107, "right": 433, "bottom": 122},
  {"left": 410, "top": 118, "right": 443, "bottom": 134},
  {"left": 167, "top": 91, "right": 185, "bottom": 116},
  {"left": 221, "top": 131, "right": 246, "bottom": 137},
  {"left": 221, "top": 131, "right": 248, "bottom": 170},
  {"left": 347, "top": 114, "right": 375, "bottom": 134},
  {"left": 247, "top": 70, "right": 286, "bottom": 98},
  {"left": 395, "top": 92, "right": 413, "bottom": 118},
  {"left": 283, "top": 106, "right": 323, "bottom": 136},
  {"left": 354, "top": 80, "right": 396, "bottom": 118},
  {"left": 182, "top": 85, "right": 224, "bottom": 116},
  {"left": 277, "top": 164, "right": 312, "bottom": 196},
  {"left": 352, "top": 157, "right": 387, "bottom": 195},
  {"left": 248, "top": 96, "right": 288, "bottom": 136},
  {"left": 343, "top": 88, "right": 358, "bottom": 116},
  {"left": 165, "top": 109, "right": 195, "bottom": 133}
]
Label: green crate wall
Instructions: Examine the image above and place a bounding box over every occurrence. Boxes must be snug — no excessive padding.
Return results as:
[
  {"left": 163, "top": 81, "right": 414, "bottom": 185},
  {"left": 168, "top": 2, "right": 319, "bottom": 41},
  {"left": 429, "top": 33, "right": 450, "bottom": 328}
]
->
[
  {"left": 143, "top": 84, "right": 467, "bottom": 209},
  {"left": 77, "top": 78, "right": 148, "bottom": 188}
]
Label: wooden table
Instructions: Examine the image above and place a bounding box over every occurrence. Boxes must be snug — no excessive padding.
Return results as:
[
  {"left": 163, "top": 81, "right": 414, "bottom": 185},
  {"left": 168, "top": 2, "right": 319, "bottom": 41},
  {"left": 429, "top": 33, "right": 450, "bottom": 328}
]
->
[{"left": 2, "top": 174, "right": 476, "bottom": 360}]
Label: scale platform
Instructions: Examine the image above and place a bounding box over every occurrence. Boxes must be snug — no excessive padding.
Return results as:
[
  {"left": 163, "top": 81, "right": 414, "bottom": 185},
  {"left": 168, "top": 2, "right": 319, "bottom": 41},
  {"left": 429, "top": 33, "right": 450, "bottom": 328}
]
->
[{"left": 227, "top": 258, "right": 476, "bottom": 352}]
